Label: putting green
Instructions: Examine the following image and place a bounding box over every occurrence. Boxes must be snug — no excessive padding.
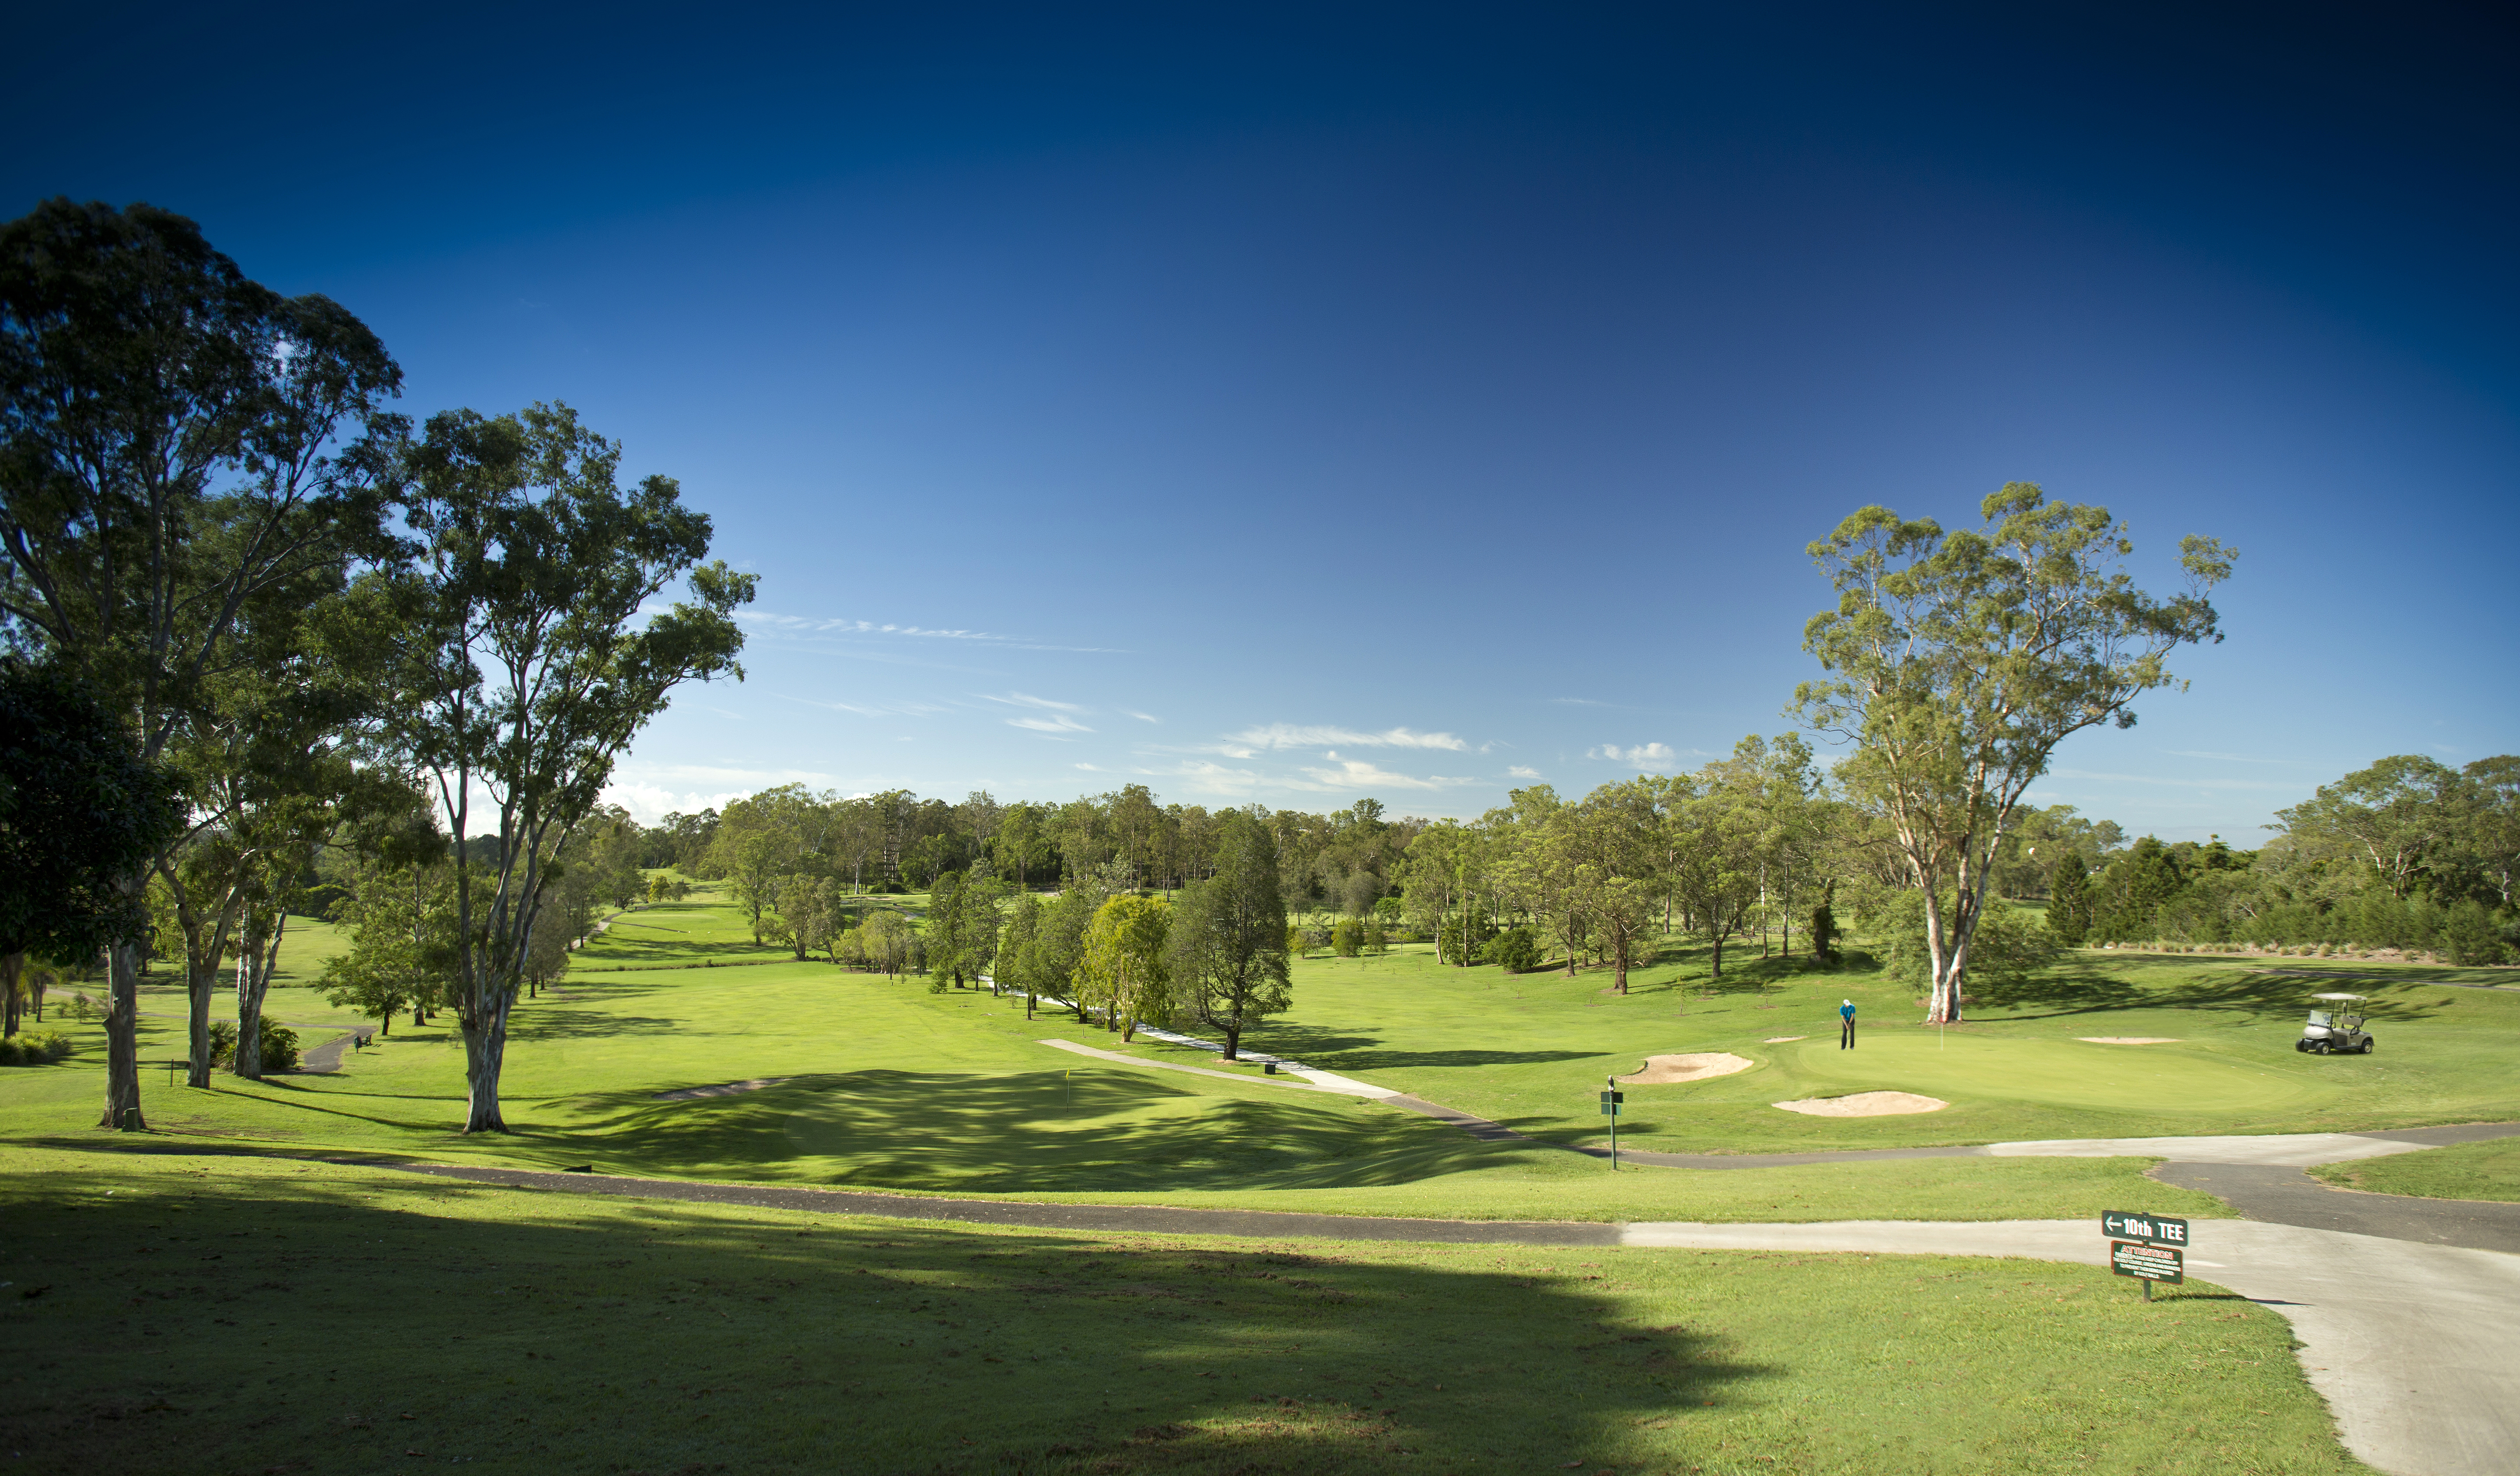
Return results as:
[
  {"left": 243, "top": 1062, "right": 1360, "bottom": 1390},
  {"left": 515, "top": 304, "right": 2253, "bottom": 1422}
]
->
[{"left": 1768, "top": 1034, "right": 2316, "bottom": 1115}]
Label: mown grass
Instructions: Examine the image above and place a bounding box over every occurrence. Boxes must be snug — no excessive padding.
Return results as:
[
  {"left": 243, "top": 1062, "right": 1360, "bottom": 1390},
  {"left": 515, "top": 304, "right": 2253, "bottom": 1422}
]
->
[
  {"left": 2311, "top": 1136, "right": 2520, "bottom": 1202},
  {"left": 1218, "top": 942, "right": 2520, "bottom": 1154},
  {"left": 10, "top": 883, "right": 2504, "bottom": 1223},
  {"left": 0, "top": 944, "right": 2229, "bottom": 1224},
  {"left": 0, "top": 1145, "right": 2369, "bottom": 1476}
]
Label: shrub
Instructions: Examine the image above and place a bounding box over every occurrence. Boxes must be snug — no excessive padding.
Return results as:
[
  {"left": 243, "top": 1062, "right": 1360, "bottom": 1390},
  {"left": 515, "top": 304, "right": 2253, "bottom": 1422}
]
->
[
  {"left": 259, "top": 1019, "right": 301, "bottom": 1073},
  {"left": 2444, "top": 901, "right": 2511, "bottom": 967},
  {"left": 1484, "top": 926, "right": 1541, "bottom": 974},
  {"left": 208, "top": 1020, "right": 238, "bottom": 1065},
  {"left": 0, "top": 1030, "right": 72, "bottom": 1066},
  {"left": 1331, "top": 919, "right": 1363, "bottom": 957}
]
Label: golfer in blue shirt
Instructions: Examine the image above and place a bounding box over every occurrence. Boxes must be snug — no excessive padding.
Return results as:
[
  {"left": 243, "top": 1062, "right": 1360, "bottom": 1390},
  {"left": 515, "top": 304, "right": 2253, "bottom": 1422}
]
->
[{"left": 1839, "top": 998, "right": 1856, "bottom": 1050}]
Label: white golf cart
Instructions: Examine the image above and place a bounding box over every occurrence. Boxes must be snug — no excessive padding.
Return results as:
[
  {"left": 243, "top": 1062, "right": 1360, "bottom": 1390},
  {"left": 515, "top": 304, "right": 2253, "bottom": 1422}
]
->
[{"left": 2297, "top": 993, "right": 2374, "bottom": 1055}]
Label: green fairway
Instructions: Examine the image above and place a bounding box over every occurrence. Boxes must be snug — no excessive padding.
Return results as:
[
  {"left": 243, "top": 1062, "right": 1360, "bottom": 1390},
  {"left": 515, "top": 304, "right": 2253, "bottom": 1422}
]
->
[
  {"left": 1223, "top": 943, "right": 2520, "bottom": 1153},
  {"left": 0, "top": 1145, "right": 2368, "bottom": 1476},
  {"left": 3, "top": 887, "right": 2504, "bottom": 1226},
  {"left": 2312, "top": 1135, "right": 2520, "bottom": 1202},
  {"left": 1774, "top": 1032, "right": 2316, "bottom": 1115}
]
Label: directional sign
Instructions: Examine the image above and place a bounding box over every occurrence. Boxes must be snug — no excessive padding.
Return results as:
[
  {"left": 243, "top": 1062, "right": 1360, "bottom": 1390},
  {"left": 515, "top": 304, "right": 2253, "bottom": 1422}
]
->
[
  {"left": 2101, "top": 1210, "right": 2188, "bottom": 1247},
  {"left": 1599, "top": 1090, "right": 1623, "bottom": 1116},
  {"left": 2109, "top": 1240, "right": 2184, "bottom": 1284}
]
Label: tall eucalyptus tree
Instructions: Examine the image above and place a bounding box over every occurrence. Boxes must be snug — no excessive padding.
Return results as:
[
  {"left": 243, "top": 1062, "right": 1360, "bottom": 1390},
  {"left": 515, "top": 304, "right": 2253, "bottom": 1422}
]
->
[
  {"left": 1794, "top": 483, "right": 2231, "bottom": 1022},
  {"left": 0, "top": 200, "right": 403, "bottom": 1126},
  {"left": 376, "top": 402, "right": 751, "bottom": 1132}
]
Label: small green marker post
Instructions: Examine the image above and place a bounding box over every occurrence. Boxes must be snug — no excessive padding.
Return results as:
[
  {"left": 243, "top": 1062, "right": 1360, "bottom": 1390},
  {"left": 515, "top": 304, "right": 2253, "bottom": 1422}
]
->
[{"left": 1601, "top": 1075, "right": 1625, "bottom": 1169}]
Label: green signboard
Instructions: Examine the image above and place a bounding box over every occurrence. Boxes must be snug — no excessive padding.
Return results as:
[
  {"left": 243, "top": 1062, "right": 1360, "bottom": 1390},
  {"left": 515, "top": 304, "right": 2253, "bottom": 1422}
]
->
[{"left": 2102, "top": 1211, "right": 2189, "bottom": 1247}]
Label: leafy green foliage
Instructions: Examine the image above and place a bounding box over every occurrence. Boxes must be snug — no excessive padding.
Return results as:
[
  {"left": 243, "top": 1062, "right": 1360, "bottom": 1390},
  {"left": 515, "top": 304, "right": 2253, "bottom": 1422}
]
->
[
  {"left": 1876, "top": 891, "right": 2056, "bottom": 992},
  {"left": 1794, "top": 483, "right": 2232, "bottom": 1021},
  {"left": 1484, "top": 925, "right": 1540, "bottom": 973}
]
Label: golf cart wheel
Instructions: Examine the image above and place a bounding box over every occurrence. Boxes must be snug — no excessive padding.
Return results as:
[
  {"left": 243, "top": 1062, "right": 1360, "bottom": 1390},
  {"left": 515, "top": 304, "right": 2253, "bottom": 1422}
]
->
[{"left": 2361, "top": 1037, "right": 2375, "bottom": 1054}]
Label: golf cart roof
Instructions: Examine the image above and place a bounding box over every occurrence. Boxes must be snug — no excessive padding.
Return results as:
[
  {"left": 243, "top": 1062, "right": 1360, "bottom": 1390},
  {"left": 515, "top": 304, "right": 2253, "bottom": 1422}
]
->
[{"left": 2310, "top": 992, "right": 2367, "bottom": 1001}]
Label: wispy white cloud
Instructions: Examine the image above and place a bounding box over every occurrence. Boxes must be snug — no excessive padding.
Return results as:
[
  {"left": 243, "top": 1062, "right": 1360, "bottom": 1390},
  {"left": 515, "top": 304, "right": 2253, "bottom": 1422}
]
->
[
  {"left": 1588, "top": 741, "right": 1677, "bottom": 768},
  {"left": 777, "top": 694, "right": 950, "bottom": 718},
  {"left": 983, "top": 691, "right": 1087, "bottom": 712},
  {"left": 2160, "top": 749, "right": 2310, "bottom": 765},
  {"left": 1508, "top": 765, "right": 1542, "bottom": 778},
  {"left": 1221, "top": 723, "right": 1469, "bottom": 757},
  {"left": 742, "top": 611, "right": 1005, "bottom": 640},
  {"left": 722, "top": 609, "right": 1125, "bottom": 654},
  {"left": 1290, "top": 754, "right": 1478, "bottom": 793},
  {"left": 1550, "top": 697, "right": 1607, "bottom": 707},
  {"left": 1009, "top": 713, "right": 1095, "bottom": 736},
  {"left": 1123, "top": 710, "right": 1160, "bottom": 723},
  {"left": 600, "top": 782, "right": 751, "bottom": 824},
  {"left": 1077, "top": 758, "right": 1265, "bottom": 797}
]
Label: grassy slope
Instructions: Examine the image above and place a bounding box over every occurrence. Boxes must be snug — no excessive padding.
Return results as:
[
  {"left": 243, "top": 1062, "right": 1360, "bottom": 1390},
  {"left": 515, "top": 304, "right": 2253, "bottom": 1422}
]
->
[
  {"left": 0, "top": 887, "right": 2222, "bottom": 1224},
  {"left": 1206, "top": 942, "right": 2520, "bottom": 1154},
  {"left": 2312, "top": 1136, "right": 2520, "bottom": 1202},
  {"left": 0, "top": 1144, "right": 2368, "bottom": 1476},
  {"left": 7, "top": 889, "right": 2504, "bottom": 1223}
]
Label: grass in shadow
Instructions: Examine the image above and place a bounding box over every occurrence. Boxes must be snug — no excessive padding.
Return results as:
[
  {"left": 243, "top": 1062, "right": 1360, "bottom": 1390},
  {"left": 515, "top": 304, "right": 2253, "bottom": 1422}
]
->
[{"left": 0, "top": 1145, "right": 2370, "bottom": 1476}]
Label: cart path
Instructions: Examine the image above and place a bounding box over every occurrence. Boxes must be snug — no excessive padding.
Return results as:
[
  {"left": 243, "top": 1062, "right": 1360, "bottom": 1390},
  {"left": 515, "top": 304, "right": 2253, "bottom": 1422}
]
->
[
  {"left": 294, "top": 1027, "right": 372, "bottom": 1074},
  {"left": 2153, "top": 1159, "right": 2520, "bottom": 1253},
  {"left": 1616, "top": 1217, "right": 2519, "bottom": 1476},
  {"left": 88, "top": 993, "right": 374, "bottom": 1076},
  {"left": 389, "top": 1161, "right": 2517, "bottom": 1476},
  {"left": 1032, "top": 1035, "right": 2520, "bottom": 1248}
]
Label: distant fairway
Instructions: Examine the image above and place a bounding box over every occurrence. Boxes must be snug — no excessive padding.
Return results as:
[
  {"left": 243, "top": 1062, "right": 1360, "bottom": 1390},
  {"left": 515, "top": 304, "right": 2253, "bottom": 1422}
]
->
[
  {"left": 3, "top": 883, "right": 2509, "bottom": 1224},
  {"left": 1769, "top": 1033, "right": 2318, "bottom": 1116}
]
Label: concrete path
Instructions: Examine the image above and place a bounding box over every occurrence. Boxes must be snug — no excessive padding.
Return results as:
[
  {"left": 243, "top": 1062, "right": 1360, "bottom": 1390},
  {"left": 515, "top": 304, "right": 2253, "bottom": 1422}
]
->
[
  {"left": 1038, "top": 1038, "right": 1368, "bottom": 1093},
  {"left": 1619, "top": 1216, "right": 2520, "bottom": 1476},
  {"left": 1011, "top": 992, "right": 1403, "bottom": 1096}
]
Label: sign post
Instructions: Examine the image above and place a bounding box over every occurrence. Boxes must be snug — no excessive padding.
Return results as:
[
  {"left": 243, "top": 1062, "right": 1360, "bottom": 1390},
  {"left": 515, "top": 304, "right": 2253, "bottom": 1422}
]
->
[
  {"left": 2102, "top": 1211, "right": 2189, "bottom": 1301},
  {"left": 1599, "top": 1077, "right": 1624, "bottom": 1170}
]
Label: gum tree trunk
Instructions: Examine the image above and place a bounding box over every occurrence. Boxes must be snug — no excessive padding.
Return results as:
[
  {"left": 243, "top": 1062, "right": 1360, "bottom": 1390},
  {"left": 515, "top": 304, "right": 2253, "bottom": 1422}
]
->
[
  {"left": 234, "top": 913, "right": 286, "bottom": 1080},
  {"left": 460, "top": 990, "right": 514, "bottom": 1133},
  {"left": 97, "top": 937, "right": 145, "bottom": 1130},
  {"left": 186, "top": 954, "right": 220, "bottom": 1087},
  {"left": 2, "top": 953, "right": 22, "bottom": 1037}
]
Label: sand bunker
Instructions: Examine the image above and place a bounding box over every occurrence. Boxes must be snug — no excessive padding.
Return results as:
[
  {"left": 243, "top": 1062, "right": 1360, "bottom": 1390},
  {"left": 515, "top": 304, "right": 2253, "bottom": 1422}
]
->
[
  {"left": 1618, "top": 1052, "right": 1754, "bottom": 1084},
  {"left": 1763, "top": 1036, "right": 1808, "bottom": 1044},
  {"left": 2077, "top": 1037, "right": 2181, "bottom": 1045},
  {"left": 1772, "top": 1091, "right": 1948, "bottom": 1117},
  {"left": 654, "top": 1076, "right": 791, "bottom": 1101}
]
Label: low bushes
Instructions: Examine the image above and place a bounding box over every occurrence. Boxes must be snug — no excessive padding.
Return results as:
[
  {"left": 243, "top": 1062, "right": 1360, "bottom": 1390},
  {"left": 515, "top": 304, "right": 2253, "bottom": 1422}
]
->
[
  {"left": 206, "top": 1018, "right": 300, "bottom": 1071},
  {"left": 0, "top": 1030, "right": 73, "bottom": 1066},
  {"left": 1484, "top": 925, "right": 1541, "bottom": 974}
]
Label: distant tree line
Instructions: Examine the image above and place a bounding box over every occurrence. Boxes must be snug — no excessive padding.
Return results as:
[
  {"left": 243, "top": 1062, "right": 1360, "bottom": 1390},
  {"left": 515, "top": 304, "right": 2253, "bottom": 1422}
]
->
[{"left": 2032, "top": 755, "right": 2517, "bottom": 963}]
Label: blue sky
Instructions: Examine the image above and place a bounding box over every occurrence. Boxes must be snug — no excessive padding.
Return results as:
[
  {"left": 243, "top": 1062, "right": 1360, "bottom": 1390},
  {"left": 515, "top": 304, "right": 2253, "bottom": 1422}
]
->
[{"left": 11, "top": 4, "right": 2515, "bottom": 840}]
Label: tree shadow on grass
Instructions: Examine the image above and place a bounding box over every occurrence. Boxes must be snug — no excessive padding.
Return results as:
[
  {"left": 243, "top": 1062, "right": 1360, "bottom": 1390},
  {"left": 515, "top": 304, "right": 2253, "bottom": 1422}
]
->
[
  {"left": 542, "top": 1068, "right": 1580, "bottom": 1194},
  {"left": 1975, "top": 962, "right": 2451, "bottom": 1027},
  {"left": 1, "top": 1161, "right": 1761, "bottom": 1476}
]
